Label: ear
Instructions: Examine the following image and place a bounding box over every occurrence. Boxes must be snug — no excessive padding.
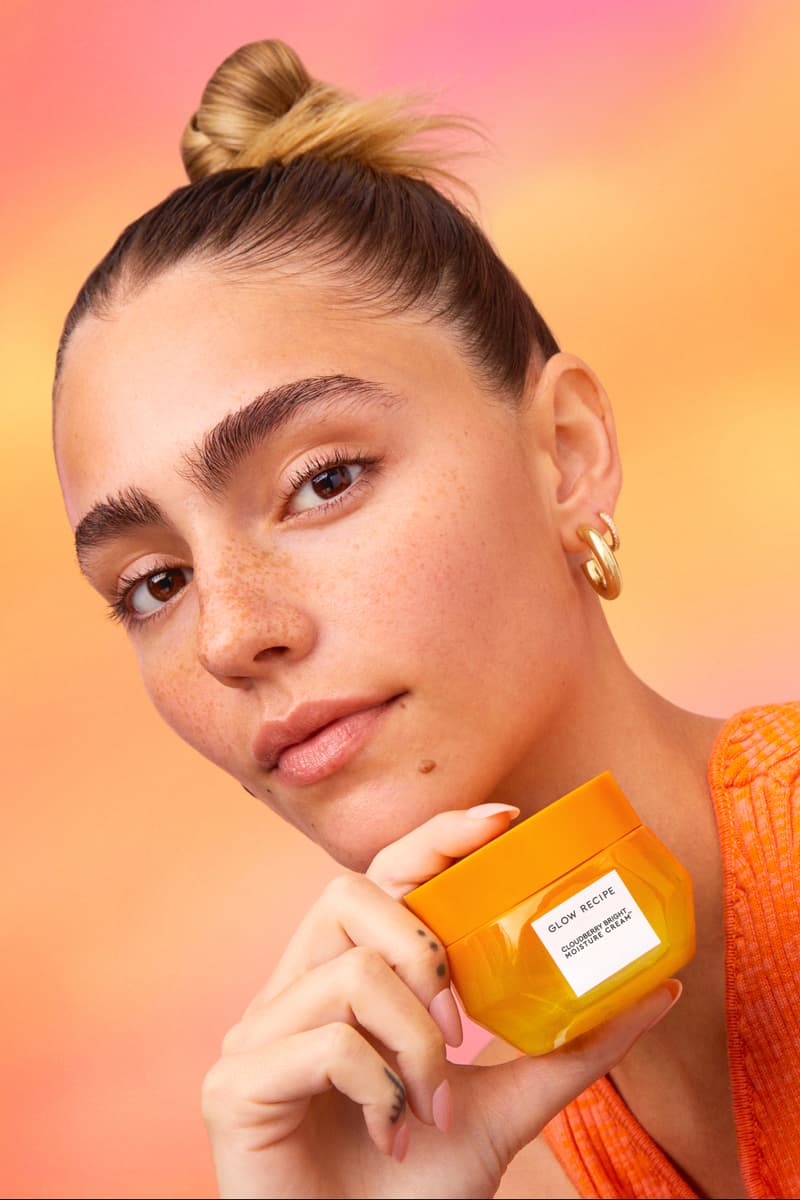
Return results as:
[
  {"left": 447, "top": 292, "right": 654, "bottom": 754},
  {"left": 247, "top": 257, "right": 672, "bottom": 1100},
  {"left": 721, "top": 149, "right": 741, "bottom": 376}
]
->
[{"left": 524, "top": 351, "right": 622, "bottom": 554}]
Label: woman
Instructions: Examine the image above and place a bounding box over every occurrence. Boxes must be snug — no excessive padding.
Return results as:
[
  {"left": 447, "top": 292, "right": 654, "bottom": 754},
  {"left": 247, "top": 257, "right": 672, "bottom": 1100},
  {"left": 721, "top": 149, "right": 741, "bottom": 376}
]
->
[{"left": 51, "top": 38, "right": 799, "bottom": 1200}]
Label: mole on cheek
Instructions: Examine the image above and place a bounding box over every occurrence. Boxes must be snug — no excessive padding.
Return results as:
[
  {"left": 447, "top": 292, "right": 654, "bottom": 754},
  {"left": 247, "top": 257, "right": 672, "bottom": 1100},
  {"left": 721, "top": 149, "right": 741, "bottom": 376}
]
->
[{"left": 417, "top": 759, "right": 437, "bottom": 774}]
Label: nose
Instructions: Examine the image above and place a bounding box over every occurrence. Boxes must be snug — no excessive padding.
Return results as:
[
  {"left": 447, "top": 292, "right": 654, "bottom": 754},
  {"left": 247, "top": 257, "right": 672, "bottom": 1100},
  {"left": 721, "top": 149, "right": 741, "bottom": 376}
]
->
[{"left": 195, "top": 563, "right": 317, "bottom": 685}]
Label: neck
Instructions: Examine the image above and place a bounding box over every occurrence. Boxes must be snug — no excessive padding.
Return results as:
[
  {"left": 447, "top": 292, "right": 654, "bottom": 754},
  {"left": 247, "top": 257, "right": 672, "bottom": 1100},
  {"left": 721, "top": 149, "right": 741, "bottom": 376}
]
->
[
  {"left": 493, "top": 611, "right": 727, "bottom": 916},
  {"left": 496, "top": 607, "right": 742, "bottom": 1194},
  {"left": 493, "top": 609, "right": 729, "bottom": 1041}
]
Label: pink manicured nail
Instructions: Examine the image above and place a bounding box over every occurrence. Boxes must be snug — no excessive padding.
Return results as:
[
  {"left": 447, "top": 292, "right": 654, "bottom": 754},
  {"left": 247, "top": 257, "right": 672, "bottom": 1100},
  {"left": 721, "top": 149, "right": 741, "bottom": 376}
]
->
[
  {"left": 392, "top": 1120, "right": 410, "bottom": 1163},
  {"left": 465, "top": 803, "right": 520, "bottom": 819},
  {"left": 644, "top": 979, "right": 683, "bottom": 1032},
  {"left": 431, "top": 1079, "right": 453, "bottom": 1133},
  {"left": 429, "top": 988, "right": 464, "bottom": 1046}
]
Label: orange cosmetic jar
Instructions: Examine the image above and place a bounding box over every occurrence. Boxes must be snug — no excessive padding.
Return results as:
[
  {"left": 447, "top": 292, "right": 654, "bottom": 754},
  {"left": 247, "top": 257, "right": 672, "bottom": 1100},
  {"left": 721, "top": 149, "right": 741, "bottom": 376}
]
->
[{"left": 404, "top": 772, "right": 695, "bottom": 1055}]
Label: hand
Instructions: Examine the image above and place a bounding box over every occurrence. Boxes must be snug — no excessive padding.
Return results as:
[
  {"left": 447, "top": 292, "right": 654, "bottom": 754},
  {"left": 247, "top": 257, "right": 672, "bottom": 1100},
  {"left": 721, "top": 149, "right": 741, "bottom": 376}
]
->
[{"left": 202, "top": 803, "right": 681, "bottom": 1198}]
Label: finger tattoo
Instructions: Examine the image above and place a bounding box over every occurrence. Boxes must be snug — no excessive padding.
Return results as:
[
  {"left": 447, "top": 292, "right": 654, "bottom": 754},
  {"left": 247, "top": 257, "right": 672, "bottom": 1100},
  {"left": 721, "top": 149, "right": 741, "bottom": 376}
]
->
[
  {"left": 417, "top": 928, "right": 447, "bottom": 976},
  {"left": 383, "top": 1066, "right": 407, "bottom": 1124}
]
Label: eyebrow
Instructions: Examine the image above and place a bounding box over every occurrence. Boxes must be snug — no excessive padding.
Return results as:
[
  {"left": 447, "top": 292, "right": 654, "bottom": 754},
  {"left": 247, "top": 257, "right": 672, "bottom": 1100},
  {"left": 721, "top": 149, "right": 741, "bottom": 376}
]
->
[{"left": 74, "top": 374, "right": 401, "bottom": 579}]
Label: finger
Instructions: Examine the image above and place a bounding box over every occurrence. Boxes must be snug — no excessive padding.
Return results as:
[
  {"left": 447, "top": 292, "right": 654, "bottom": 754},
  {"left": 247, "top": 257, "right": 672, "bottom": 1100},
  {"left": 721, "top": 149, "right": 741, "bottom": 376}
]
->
[
  {"left": 462, "top": 980, "right": 683, "bottom": 1163},
  {"left": 247, "top": 872, "right": 462, "bottom": 1045},
  {"left": 202, "top": 1022, "right": 410, "bottom": 1159},
  {"left": 366, "top": 803, "right": 520, "bottom": 899},
  {"left": 223, "top": 945, "right": 447, "bottom": 1126}
]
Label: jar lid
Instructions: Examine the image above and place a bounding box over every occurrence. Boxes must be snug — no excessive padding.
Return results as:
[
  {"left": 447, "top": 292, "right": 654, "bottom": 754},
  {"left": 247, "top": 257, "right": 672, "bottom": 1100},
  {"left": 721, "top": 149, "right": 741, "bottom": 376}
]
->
[{"left": 404, "top": 771, "right": 642, "bottom": 945}]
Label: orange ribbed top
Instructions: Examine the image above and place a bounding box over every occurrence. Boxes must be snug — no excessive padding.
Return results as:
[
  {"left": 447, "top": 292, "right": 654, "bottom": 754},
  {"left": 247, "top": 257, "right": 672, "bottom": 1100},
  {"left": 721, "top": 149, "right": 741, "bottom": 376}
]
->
[{"left": 542, "top": 701, "right": 800, "bottom": 1199}]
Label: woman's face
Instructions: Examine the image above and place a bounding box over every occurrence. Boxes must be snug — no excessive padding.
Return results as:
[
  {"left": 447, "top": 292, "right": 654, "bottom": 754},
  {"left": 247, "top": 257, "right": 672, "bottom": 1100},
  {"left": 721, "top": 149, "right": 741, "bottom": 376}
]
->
[{"left": 55, "top": 263, "right": 592, "bottom": 869}]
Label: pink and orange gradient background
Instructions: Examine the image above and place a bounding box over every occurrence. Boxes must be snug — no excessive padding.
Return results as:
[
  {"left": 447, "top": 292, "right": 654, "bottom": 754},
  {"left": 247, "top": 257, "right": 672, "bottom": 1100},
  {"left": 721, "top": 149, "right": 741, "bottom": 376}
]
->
[{"left": 2, "top": 2, "right": 799, "bottom": 1195}]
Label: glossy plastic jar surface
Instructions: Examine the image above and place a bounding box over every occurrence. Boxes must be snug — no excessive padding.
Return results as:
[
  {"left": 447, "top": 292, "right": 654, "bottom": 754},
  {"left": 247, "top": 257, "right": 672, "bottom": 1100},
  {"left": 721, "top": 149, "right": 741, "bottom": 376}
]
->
[{"left": 405, "top": 773, "right": 695, "bottom": 1055}]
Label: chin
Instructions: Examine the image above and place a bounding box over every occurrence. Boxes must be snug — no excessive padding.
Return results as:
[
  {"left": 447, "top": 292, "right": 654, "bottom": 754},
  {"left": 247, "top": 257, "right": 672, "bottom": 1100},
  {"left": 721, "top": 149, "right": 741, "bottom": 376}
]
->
[
  {"left": 248, "top": 755, "right": 471, "bottom": 873},
  {"left": 302, "top": 817, "right": 393, "bottom": 873},
  {"left": 318, "top": 792, "right": 458, "bottom": 875},
  {"left": 285, "top": 801, "right": 416, "bottom": 875},
  {"left": 330, "top": 844, "right": 376, "bottom": 873}
]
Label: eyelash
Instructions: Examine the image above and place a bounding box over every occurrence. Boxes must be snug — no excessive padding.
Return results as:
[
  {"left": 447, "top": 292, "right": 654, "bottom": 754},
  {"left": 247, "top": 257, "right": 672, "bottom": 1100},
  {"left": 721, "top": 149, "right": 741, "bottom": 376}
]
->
[
  {"left": 106, "top": 561, "right": 179, "bottom": 630},
  {"left": 276, "top": 446, "right": 382, "bottom": 509},
  {"left": 106, "top": 447, "right": 384, "bottom": 631}
]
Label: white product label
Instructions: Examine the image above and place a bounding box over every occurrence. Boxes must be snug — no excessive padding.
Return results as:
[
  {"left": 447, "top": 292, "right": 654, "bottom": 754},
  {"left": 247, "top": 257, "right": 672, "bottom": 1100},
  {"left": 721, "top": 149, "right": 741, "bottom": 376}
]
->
[{"left": 530, "top": 869, "right": 660, "bottom": 997}]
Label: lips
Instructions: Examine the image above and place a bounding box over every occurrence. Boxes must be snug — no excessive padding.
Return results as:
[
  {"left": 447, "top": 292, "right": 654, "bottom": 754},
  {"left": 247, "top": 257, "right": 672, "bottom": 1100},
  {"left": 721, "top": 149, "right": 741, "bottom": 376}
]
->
[{"left": 251, "top": 694, "right": 404, "bottom": 771}]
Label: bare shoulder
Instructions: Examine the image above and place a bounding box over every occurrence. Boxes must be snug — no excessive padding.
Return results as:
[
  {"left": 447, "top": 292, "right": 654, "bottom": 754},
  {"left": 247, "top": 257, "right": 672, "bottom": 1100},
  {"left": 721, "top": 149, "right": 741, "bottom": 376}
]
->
[{"left": 471, "top": 1038, "right": 580, "bottom": 1200}]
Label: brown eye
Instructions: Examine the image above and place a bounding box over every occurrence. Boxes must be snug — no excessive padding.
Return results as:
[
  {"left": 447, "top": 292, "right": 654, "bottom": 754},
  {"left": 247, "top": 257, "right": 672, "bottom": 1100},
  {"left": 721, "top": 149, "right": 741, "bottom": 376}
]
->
[
  {"left": 292, "top": 461, "right": 364, "bottom": 513},
  {"left": 313, "top": 465, "right": 354, "bottom": 499},
  {"left": 147, "top": 570, "right": 184, "bottom": 601},
  {"left": 129, "top": 567, "right": 193, "bottom": 617}
]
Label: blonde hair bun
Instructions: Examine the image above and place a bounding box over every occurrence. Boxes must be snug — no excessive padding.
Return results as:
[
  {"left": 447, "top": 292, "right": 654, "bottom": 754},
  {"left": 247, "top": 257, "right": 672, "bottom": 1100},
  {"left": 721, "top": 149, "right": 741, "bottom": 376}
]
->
[{"left": 181, "top": 39, "right": 474, "bottom": 186}]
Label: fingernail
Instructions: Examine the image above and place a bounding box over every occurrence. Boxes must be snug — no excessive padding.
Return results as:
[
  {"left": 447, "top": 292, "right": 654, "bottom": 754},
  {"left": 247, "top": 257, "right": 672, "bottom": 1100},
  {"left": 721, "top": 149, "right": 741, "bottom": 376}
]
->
[
  {"left": 429, "top": 988, "right": 463, "bottom": 1046},
  {"left": 645, "top": 979, "right": 683, "bottom": 1032},
  {"left": 392, "top": 1119, "right": 410, "bottom": 1162},
  {"left": 432, "top": 1079, "right": 453, "bottom": 1133},
  {"left": 465, "top": 803, "right": 521, "bottom": 820}
]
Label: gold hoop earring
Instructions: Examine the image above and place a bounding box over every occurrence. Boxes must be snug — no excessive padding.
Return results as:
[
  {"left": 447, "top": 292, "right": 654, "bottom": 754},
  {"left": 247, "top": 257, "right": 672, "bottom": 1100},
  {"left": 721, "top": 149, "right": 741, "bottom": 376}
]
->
[{"left": 576, "top": 511, "right": 622, "bottom": 600}]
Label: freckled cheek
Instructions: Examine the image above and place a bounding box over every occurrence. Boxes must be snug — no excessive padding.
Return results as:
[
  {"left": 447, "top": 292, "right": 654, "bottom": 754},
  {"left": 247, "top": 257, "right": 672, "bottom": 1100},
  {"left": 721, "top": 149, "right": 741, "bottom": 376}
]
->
[
  {"left": 135, "top": 639, "right": 233, "bottom": 766},
  {"left": 339, "top": 494, "right": 561, "bottom": 669}
]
